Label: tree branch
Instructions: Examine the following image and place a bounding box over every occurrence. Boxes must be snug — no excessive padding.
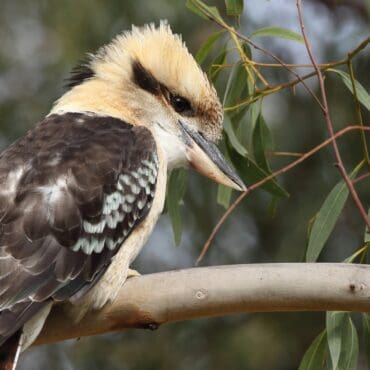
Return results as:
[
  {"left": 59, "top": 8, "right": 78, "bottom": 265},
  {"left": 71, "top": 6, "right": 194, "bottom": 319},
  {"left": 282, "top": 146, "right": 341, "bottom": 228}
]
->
[{"left": 34, "top": 263, "right": 370, "bottom": 346}]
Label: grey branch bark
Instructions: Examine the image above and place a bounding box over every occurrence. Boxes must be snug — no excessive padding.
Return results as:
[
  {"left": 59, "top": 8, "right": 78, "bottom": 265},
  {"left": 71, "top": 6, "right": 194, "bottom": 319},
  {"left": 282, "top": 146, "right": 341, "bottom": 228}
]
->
[{"left": 34, "top": 263, "right": 370, "bottom": 346}]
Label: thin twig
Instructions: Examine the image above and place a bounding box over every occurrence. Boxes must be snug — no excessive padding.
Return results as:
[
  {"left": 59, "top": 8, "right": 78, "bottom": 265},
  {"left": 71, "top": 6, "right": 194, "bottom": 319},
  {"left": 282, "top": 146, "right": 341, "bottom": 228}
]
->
[
  {"left": 221, "top": 26, "right": 323, "bottom": 108},
  {"left": 189, "top": 0, "right": 323, "bottom": 107},
  {"left": 196, "top": 125, "right": 370, "bottom": 264},
  {"left": 347, "top": 59, "right": 370, "bottom": 168},
  {"left": 352, "top": 172, "right": 370, "bottom": 185},
  {"left": 267, "top": 151, "right": 303, "bottom": 158},
  {"left": 297, "top": 0, "right": 370, "bottom": 228},
  {"left": 225, "top": 37, "right": 370, "bottom": 112}
]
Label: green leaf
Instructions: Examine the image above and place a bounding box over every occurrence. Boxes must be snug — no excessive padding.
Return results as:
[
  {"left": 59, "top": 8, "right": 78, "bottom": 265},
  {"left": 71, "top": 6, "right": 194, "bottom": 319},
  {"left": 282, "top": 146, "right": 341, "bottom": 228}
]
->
[
  {"left": 250, "top": 26, "right": 304, "bottom": 43},
  {"left": 337, "top": 315, "right": 358, "bottom": 370},
  {"left": 224, "top": 116, "right": 249, "bottom": 157},
  {"left": 223, "top": 62, "right": 248, "bottom": 109},
  {"left": 306, "top": 164, "right": 361, "bottom": 262},
  {"left": 186, "top": 0, "right": 223, "bottom": 23},
  {"left": 216, "top": 141, "right": 234, "bottom": 209},
  {"left": 227, "top": 141, "right": 289, "bottom": 198},
  {"left": 326, "top": 312, "right": 346, "bottom": 370},
  {"left": 329, "top": 69, "right": 370, "bottom": 112},
  {"left": 186, "top": 0, "right": 208, "bottom": 19},
  {"left": 364, "top": 208, "right": 370, "bottom": 243},
  {"left": 235, "top": 100, "right": 261, "bottom": 152},
  {"left": 306, "top": 181, "right": 349, "bottom": 262},
  {"left": 196, "top": 31, "right": 223, "bottom": 65},
  {"left": 252, "top": 114, "right": 273, "bottom": 172},
  {"left": 217, "top": 184, "right": 232, "bottom": 209},
  {"left": 362, "top": 314, "right": 370, "bottom": 369},
  {"left": 209, "top": 43, "right": 227, "bottom": 81},
  {"left": 167, "top": 169, "right": 188, "bottom": 245},
  {"left": 225, "top": 0, "right": 243, "bottom": 16},
  {"left": 299, "top": 330, "right": 328, "bottom": 370}
]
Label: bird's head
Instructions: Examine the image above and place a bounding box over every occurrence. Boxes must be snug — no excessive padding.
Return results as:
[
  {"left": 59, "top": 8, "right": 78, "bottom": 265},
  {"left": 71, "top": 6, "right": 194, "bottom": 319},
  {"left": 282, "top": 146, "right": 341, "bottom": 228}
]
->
[{"left": 52, "top": 21, "right": 245, "bottom": 191}]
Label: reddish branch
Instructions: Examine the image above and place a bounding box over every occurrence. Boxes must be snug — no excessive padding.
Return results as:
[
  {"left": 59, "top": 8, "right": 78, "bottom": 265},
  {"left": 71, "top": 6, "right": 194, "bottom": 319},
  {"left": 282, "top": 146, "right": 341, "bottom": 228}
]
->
[
  {"left": 197, "top": 125, "right": 370, "bottom": 264},
  {"left": 297, "top": 0, "right": 370, "bottom": 228}
]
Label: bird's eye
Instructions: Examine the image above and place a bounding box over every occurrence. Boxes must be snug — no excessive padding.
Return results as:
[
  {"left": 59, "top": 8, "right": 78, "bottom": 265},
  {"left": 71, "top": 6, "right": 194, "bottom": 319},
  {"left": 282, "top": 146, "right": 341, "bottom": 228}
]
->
[{"left": 170, "top": 95, "right": 192, "bottom": 114}]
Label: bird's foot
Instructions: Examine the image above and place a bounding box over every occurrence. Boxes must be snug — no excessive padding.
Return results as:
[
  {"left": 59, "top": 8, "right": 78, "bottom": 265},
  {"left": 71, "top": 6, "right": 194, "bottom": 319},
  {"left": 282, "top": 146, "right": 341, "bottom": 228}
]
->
[{"left": 127, "top": 268, "right": 141, "bottom": 279}]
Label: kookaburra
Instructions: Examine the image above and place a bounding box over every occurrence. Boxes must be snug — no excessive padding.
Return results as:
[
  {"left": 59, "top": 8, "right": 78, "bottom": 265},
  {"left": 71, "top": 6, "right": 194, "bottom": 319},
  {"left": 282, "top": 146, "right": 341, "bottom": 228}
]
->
[{"left": 0, "top": 21, "right": 245, "bottom": 369}]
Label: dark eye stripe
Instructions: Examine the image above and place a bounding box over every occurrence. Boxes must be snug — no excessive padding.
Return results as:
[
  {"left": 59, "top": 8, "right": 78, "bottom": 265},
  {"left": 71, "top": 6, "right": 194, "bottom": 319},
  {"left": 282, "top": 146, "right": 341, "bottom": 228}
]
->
[
  {"left": 132, "top": 61, "right": 161, "bottom": 95},
  {"left": 131, "top": 60, "right": 193, "bottom": 116}
]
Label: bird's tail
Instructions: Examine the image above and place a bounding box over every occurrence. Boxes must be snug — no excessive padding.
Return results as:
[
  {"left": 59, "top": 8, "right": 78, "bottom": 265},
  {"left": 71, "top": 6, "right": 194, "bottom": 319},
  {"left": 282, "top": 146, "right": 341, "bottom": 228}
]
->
[{"left": 0, "top": 331, "right": 21, "bottom": 370}]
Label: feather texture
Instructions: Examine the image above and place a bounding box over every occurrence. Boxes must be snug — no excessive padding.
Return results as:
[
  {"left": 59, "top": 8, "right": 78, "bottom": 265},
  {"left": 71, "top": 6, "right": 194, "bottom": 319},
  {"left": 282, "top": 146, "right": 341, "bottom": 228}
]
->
[{"left": 0, "top": 112, "right": 158, "bottom": 346}]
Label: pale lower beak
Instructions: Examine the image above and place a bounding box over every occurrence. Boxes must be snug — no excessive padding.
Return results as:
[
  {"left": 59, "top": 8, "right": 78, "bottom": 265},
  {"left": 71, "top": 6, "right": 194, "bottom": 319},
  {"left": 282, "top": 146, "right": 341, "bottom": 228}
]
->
[{"left": 181, "top": 122, "right": 246, "bottom": 192}]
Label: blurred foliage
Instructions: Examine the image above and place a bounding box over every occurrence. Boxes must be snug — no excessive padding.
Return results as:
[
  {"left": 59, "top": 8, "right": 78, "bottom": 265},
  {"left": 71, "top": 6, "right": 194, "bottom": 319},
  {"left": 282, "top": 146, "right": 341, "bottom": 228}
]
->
[{"left": 0, "top": 0, "right": 369, "bottom": 369}]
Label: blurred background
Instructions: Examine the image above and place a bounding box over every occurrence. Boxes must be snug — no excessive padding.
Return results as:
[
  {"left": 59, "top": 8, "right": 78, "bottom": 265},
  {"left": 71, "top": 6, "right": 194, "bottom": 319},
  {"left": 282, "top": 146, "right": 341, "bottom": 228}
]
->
[{"left": 0, "top": 0, "right": 369, "bottom": 369}]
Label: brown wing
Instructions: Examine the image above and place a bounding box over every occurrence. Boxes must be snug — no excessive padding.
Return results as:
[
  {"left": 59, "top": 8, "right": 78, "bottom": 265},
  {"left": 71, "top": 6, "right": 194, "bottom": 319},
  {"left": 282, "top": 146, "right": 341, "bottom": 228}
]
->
[{"left": 0, "top": 113, "right": 158, "bottom": 345}]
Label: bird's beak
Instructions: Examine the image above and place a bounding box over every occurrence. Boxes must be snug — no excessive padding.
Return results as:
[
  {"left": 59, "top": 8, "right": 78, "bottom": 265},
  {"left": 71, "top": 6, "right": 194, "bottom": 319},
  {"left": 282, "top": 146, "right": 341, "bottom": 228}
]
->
[{"left": 180, "top": 122, "right": 246, "bottom": 192}]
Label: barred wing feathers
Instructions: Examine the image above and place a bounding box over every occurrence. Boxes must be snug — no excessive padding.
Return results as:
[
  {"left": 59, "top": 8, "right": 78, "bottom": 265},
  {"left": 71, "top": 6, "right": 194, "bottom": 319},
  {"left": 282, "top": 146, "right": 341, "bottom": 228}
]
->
[{"left": 0, "top": 113, "right": 158, "bottom": 345}]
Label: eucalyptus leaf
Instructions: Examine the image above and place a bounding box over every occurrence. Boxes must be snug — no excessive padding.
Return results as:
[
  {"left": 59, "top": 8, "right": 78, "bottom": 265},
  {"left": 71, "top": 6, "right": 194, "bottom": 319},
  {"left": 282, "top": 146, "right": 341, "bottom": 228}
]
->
[
  {"left": 196, "top": 31, "right": 223, "bottom": 65},
  {"left": 227, "top": 141, "right": 288, "bottom": 198},
  {"left": 306, "top": 180, "right": 349, "bottom": 262},
  {"left": 236, "top": 100, "right": 261, "bottom": 152},
  {"left": 225, "top": 0, "right": 243, "bottom": 16},
  {"left": 186, "top": 0, "right": 223, "bottom": 23},
  {"left": 217, "top": 184, "right": 232, "bottom": 209},
  {"left": 329, "top": 69, "right": 370, "bottom": 112},
  {"left": 223, "top": 62, "right": 248, "bottom": 109},
  {"left": 362, "top": 314, "right": 370, "bottom": 369},
  {"left": 224, "top": 116, "right": 249, "bottom": 157},
  {"left": 252, "top": 115, "right": 273, "bottom": 172},
  {"left": 298, "top": 330, "right": 328, "bottom": 370},
  {"left": 364, "top": 208, "right": 370, "bottom": 243},
  {"left": 306, "top": 164, "right": 361, "bottom": 262},
  {"left": 210, "top": 44, "right": 227, "bottom": 81},
  {"left": 337, "top": 315, "right": 358, "bottom": 370},
  {"left": 326, "top": 311, "right": 346, "bottom": 370},
  {"left": 251, "top": 26, "right": 304, "bottom": 43}
]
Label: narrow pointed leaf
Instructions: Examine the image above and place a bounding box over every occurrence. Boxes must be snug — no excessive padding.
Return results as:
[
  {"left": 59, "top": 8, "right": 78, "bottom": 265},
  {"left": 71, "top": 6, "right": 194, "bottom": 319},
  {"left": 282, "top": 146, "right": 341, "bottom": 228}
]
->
[
  {"left": 299, "top": 330, "right": 328, "bottom": 370},
  {"left": 236, "top": 100, "right": 261, "bottom": 152},
  {"left": 217, "top": 184, "right": 232, "bottom": 209},
  {"left": 223, "top": 63, "right": 248, "bottom": 109},
  {"left": 364, "top": 208, "right": 370, "bottom": 242},
  {"left": 196, "top": 31, "right": 223, "bottom": 65},
  {"left": 225, "top": 0, "right": 243, "bottom": 16},
  {"left": 329, "top": 69, "right": 370, "bottom": 112},
  {"left": 252, "top": 115, "right": 273, "bottom": 172},
  {"left": 362, "top": 314, "right": 370, "bottom": 369},
  {"left": 326, "top": 311, "right": 346, "bottom": 370},
  {"left": 209, "top": 44, "right": 227, "bottom": 80},
  {"left": 251, "top": 26, "right": 304, "bottom": 43},
  {"left": 306, "top": 180, "right": 349, "bottom": 262},
  {"left": 227, "top": 142, "right": 289, "bottom": 198},
  {"left": 224, "top": 116, "right": 249, "bottom": 157},
  {"left": 306, "top": 164, "right": 361, "bottom": 262},
  {"left": 338, "top": 315, "right": 358, "bottom": 370},
  {"left": 186, "top": 0, "right": 223, "bottom": 23},
  {"left": 186, "top": 0, "right": 208, "bottom": 19}
]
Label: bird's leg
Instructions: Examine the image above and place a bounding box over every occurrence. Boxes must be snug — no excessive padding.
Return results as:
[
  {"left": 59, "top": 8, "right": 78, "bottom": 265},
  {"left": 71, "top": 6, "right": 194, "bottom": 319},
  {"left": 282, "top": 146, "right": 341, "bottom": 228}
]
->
[{"left": 127, "top": 268, "right": 141, "bottom": 278}]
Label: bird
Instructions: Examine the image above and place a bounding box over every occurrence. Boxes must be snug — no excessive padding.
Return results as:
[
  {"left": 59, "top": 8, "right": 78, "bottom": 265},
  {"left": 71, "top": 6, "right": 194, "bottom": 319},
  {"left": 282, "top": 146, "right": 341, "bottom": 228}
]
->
[{"left": 0, "top": 21, "right": 245, "bottom": 370}]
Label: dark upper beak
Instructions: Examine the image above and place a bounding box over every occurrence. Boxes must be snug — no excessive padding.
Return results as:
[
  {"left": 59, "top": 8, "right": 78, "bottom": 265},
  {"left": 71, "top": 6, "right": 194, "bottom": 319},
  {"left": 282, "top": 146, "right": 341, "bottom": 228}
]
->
[{"left": 180, "top": 122, "right": 246, "bottom": 192}]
